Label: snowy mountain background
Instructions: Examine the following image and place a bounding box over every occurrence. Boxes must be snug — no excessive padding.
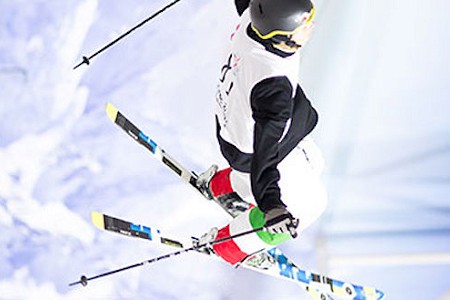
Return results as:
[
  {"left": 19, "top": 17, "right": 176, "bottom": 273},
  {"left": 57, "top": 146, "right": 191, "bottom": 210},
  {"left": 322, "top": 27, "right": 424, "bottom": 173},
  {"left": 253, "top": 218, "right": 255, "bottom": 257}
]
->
[{"left": 1, "top": 0, "right": 449, "bottom": 299}]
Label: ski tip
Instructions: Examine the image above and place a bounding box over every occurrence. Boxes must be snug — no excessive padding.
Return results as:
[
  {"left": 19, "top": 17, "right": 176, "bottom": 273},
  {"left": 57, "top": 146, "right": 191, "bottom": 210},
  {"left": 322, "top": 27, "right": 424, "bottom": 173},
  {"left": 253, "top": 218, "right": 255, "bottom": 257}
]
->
[
  {"left": 91, "top": 211, "right": 105, "bottom": 229},
  {"left": 106, "top": 103, "right": 118, "bottom": 122}
]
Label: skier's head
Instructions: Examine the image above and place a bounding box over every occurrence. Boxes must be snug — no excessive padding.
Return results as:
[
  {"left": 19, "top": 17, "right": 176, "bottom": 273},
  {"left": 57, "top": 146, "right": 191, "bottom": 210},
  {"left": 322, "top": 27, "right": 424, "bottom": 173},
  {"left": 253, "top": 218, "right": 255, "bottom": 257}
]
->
[{"left": 250, "top": 0, "right": 316, "bottom": 51}]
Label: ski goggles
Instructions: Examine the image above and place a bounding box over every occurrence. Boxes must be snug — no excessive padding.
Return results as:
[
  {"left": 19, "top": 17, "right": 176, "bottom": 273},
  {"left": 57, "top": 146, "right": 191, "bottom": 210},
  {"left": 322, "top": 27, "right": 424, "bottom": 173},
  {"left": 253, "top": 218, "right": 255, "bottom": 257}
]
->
[{"left": 251, "top": 6, "right": 316, "bottom": 41}]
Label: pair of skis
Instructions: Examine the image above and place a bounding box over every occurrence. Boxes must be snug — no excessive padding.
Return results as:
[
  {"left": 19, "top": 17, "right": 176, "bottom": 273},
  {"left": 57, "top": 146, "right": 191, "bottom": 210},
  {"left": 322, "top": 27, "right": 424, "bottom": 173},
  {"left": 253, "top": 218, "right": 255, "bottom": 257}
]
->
[{"left": 71, "top": 103, "right": 384, "bottom": 300}]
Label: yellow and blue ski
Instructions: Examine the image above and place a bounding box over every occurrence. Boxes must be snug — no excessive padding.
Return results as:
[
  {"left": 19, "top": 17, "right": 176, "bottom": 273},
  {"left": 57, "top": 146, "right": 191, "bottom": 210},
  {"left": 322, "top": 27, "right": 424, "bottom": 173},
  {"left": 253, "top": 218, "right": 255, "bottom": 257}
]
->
[
  {"left": 106, "top": 102, "right": 251, "bottom": 218},
  {"left": 91, "top": 211, "right": 384, "bottom": 300}
]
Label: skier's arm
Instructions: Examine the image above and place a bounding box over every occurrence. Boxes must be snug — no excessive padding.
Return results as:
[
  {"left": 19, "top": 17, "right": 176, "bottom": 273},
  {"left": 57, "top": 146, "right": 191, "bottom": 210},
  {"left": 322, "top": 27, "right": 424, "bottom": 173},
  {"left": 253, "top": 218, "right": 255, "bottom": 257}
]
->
[
  {"left": 250, "top": 76, "right": 293, "bottom": 213},
  {"left": 235, "top": 0, "right": 250, "bottom": 16},
  {"left": 278, "top": 84, "right": 318, "bottom": 160}
]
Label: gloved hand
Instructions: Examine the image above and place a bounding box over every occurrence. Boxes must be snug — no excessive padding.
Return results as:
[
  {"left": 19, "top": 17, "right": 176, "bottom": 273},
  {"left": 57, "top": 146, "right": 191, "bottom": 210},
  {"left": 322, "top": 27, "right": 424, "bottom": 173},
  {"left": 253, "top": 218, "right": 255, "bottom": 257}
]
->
[{"left": 264, "top": 206, "right": 299, "bottom": 238}]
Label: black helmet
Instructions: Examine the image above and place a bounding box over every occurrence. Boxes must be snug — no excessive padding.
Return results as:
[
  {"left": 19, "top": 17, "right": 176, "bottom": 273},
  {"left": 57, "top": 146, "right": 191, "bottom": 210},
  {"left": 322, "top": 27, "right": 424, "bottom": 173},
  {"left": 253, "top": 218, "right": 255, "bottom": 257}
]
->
[{"left": 250, "top": 0, "right": 315, "bottom": 40}]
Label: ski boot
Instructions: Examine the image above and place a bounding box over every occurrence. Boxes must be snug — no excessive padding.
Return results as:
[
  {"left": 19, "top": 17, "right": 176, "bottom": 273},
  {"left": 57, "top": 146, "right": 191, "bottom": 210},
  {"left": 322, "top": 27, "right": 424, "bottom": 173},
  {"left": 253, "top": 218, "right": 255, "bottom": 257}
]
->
[
  {"left": 238, "top": 250, "right": 276, "bottom": 270},
  {"left": 196, "top": 165, "right": 251, "bottom": 217},
  {"left": 194, "top": 227, "right": 218, "bottom": 255},
  {"left": 196, "top": 164, "right": 219, "bottom": 200}
]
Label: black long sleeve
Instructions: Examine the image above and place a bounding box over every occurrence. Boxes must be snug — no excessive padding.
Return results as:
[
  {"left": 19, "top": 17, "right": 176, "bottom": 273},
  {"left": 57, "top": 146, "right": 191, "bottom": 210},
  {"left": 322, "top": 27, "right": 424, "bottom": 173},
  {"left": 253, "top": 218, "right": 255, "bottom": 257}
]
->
[
  {"left": 216, "top": 77, "right": 318, "bottom": 212},
  {"left": 235, "top": 0, "right": 250, "bottom": 16},
  {"left": 250, "top": 76, "right": 293, "bottom": 212}
]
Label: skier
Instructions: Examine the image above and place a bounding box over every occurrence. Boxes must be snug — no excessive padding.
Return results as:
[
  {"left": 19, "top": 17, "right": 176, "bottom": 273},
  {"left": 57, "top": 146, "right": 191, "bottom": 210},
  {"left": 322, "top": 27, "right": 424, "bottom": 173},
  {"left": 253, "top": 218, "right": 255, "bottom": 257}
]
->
[{"left": 196, "top": 0, "right": 327, "bottom": 268}]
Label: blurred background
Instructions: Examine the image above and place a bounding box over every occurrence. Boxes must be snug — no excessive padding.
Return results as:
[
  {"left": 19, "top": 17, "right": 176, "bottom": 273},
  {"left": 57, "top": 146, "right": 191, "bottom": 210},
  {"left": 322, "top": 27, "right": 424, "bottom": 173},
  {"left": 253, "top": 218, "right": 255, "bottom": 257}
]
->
[{"left": 1, "top": 0, "right": 449, "bottom": 299}]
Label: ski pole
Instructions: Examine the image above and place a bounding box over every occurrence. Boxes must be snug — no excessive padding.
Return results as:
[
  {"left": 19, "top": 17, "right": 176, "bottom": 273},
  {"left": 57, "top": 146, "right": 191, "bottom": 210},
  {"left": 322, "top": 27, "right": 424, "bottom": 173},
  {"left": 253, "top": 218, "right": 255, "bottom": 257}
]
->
[
  {"left": 73, "top": 0, "right": 183, "bottom": 70},
  {"left": 69, "top": 226, "right": 265, "bottom": 287}
]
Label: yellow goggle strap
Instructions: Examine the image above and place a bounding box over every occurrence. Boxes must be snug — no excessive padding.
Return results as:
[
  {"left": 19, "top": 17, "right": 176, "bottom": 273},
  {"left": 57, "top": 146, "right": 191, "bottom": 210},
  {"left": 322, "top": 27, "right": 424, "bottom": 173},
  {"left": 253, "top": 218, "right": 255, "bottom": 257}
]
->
[{"left": 252, "top": 6, "right": 315, "bottom": 40}]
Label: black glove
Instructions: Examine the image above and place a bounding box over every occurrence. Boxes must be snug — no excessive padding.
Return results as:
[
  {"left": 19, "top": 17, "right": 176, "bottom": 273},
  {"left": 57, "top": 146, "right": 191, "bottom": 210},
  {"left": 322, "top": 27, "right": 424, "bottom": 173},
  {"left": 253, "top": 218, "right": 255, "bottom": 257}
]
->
[{"left": 264, "top": 206, "right": 299, "bottom": 238}]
